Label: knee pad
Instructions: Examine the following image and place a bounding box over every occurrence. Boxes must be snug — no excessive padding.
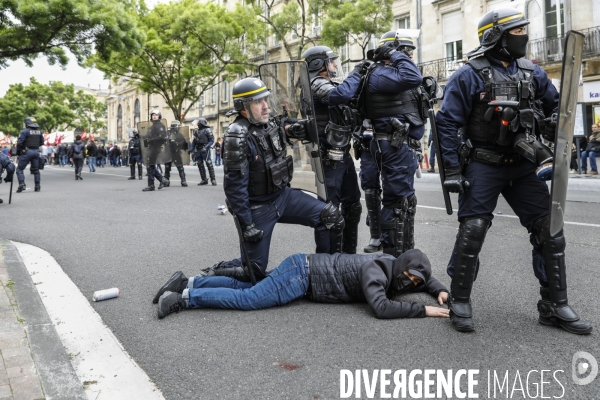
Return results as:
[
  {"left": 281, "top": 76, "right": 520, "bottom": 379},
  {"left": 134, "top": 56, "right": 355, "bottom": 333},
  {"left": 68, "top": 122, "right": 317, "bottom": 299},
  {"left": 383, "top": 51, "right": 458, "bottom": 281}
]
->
[
  {"left": 320, "top": 202, "right": 345, "bottom": 231},
  {"left": 342, "top": 201, "right": 362, "bottom": 224},
  {"left": 457, "top": 218, "right": 491, "bottom": 254},
  {"left": 406, "top": 194, "right": 417, "bottom": 216},
  {"left": 532, "top": 215, "right": 565, "bottom": 253}
]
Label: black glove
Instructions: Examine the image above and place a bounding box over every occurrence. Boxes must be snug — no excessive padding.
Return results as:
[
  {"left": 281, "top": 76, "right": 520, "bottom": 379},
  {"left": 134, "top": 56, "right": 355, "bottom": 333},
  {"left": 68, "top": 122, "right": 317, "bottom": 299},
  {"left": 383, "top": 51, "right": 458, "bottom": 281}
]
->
[
  {"left": 288, "top": 120, "right": 308, "bottom": 140},
  {"left": 444, "top": 167, "right": 469, "bottom": 194},
  {"left": 373, "top": 41, "right": 398, "bottom": 61},
  {"left": 4, "top": 173, "right": 12, "bottom": 183},
  {"left": 399, "top": 46, "right": 414, "bottom": 58},
  {"left": 542, "top": 114, "right": 557, "bottom": 142},
  {"left": 243, "top": 223, "right": 264, "bottom": 242},
  {"left": 352, "top": 61, "right": 369, "bottom": 76}
]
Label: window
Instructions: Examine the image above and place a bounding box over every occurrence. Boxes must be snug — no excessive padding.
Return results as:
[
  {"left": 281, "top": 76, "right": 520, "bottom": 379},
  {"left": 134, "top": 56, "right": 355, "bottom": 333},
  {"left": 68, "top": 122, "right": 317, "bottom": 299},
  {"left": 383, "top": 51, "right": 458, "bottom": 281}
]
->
[
  {"left": 221, "top": 81, "right": 229, "bottom": 103},
  {"left": 395, "top": 15, "right": 410, "bottom": 30},
  {"left": 443, "top": 11, "right": 463, "bottom": 60},
  {"left": 210, "top": 85, "right": 216, "bottom": 105},
  {"left": 366, "top": 34, "right": 379, "bottom": 51},
  {"left": 545, "top": 0, "right": 564, "bottom": 38},
  {"left": 134, "top": 99, "right": 140, "bottom": 126},
  {"left": 339, "top": 43, "right": 350, "bottom": 75}
]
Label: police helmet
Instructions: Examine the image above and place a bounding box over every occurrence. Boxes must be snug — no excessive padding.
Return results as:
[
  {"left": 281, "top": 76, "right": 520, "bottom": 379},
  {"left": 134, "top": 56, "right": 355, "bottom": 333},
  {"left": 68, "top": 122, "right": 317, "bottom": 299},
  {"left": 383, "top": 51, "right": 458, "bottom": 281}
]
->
[
  {"left": 232, "top": 78, "right": 272, "bottom": 124},
  {"left": 171, "top": 120, "right": 181, "bottom": 128},
  {"left": 133, "top": 128, "right": 139, "bottom": 137},
  {"left": 197, "top": 118, "right": 209, "bottom": 128},
  {"left": 151, "top": 109, "right": 162, "bottom": 120},
  {"left": 301, "top": 46, "right": 339, "bottom": 79},
  {"left": 24, "top": 116, "right": 39, "bottom": 129},
  {"left": 467, "top": 8, "right": 529, "bottom": 58}
]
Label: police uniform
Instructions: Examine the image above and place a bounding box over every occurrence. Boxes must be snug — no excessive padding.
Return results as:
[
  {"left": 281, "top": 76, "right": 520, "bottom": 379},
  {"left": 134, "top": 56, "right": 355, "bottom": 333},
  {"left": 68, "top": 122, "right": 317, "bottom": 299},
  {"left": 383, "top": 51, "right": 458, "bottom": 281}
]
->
[
  {"left": 223, "top": 78, "right": 344, "bottom": 273},
  {"left": 164, "top": 121, "right": 188, "bottom": 187},
  {"left": 0, "top": 152, "right": 15, "bottom": 202},
  {"left": 128, "top": 131, "right": 143, "bottom": 180},
  {"left": 191, "top": 119, "right": 216, "bottom": 186},
  {"left": 143, "top": 110, "right": 169, "bottom": 191},
  {"left": 16, "top": 117, "right": 44, "bottom": 192},
  {"left": 435, "top": 8, "right": 592, "bottom": 334},
  {"left": 302, "top": 46, "right": 363, "bottom": 254},
  {"left": 361, "top": 33, "right": 426, "bottom": 258}
]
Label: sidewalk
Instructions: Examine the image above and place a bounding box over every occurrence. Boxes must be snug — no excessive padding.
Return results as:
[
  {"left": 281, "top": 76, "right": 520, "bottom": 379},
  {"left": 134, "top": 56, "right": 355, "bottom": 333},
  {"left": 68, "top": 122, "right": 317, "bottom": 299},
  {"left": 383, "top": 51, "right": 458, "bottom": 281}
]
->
[{"left": 0, "top": 240, "right": 85, "bottom": 400}]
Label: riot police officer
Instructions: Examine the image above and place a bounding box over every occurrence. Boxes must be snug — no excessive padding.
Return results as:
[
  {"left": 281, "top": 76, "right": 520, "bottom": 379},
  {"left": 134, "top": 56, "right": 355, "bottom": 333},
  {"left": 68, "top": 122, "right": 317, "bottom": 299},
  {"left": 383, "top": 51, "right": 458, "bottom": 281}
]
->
[
  {"left": 191, "top": 118, "right": 216, "bottom": 186},
  {"left": 359, "top": 32, "right": 426, "bottom": 257},
  {"left": 128, "top": 128, "right": 143, "bottom": 180},
  {"left": 142, "top": 109, "right": 170, "bottom": 192},
  {"left": 0, "top": 152, "right": 15, "bottom": 203},
  {"left": 301, "top": 45, "right": 362, "bottom": 254},
  {"left": 435, "top": 8, "right": 592, "bottom": 334},
  {"left": 16, "top": 117, "right": 44, "bottom": 192},
  {"left": 222, "top": 77, "right": 344, "bottom": 273},
  {"left": 164, "top": 120, "right": 188, "bottom": 187}
]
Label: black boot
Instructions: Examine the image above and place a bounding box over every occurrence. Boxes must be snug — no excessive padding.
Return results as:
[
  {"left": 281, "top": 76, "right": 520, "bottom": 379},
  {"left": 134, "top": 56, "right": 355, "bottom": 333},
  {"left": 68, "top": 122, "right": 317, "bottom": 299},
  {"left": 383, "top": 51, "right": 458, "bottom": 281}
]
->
[
  {"left": 427, "top": 167, "right": 435, "bottom": 173},
  {"left": 128, "top": 164, "right": 136, "bottom": 180},
  {"left": 178, "top": 168, "right": 187, "bottom": 187},
  {"left": 77, "top": 174, "right": 83, "bottom": 180},
  {"left": 158, "top": 178, "right": 169, "bottom": 190},
  {"left": 364, "top": 189, "right": 382, "bottom": 253},
  {"left": 142, "top": 185, "right": 155, "bottom": 192},
  {"left": 34, "top": 186, "right": 40, "bottom": 192},
  {"left": 538, "top": 288, "right": 592, "bottom": 335},
  {"left": 153, "top": 271, "right": 188, "bottom": 304},
  {"left": 448, "top": 218, "right": 490, "bottom": 333},
  {"left": 211, "top": 179, "right": 217, "bottom": 186},
  {"left": 198, "top": 164, "right": 208, "bottom": 185},
  {"left": 16, "top": 184, "right": 26, "bottom": 193},
  {"left": 157, "top": 291, "right": 187, "bottom": 319}
]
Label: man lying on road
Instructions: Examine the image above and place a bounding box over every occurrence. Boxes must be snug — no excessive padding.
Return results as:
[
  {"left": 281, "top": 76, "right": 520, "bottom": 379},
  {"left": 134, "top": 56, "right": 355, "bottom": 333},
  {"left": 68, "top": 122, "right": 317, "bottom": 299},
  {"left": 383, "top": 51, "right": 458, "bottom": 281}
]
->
[{"left": 153, "top": 249, "right": 450, "bottom": 320}]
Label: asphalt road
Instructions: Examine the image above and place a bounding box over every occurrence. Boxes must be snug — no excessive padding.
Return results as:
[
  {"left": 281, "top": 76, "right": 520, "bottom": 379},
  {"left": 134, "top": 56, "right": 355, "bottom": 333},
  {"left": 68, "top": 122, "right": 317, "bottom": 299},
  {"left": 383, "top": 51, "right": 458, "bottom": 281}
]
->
[{"left": 2, "top": 164, "right": 599, "bottom": 399}]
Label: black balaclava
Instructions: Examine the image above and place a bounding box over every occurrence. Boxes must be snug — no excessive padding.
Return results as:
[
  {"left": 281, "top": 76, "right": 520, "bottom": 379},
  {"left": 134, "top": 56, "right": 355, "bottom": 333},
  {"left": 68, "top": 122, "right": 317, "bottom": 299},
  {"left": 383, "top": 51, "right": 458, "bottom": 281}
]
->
[
  {"left": 488, "top": 33, "right": 529, "bottom": 62},
  {"left": 390, "top": 249, "right": 432, "bottom": 294}
]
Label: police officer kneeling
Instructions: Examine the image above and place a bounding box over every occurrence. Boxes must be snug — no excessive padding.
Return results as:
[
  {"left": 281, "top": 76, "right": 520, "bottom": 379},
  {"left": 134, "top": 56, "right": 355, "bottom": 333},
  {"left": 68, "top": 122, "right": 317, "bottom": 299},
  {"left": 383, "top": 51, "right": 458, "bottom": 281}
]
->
[
  {"left": 435, "top": 9, "right": 592, "bottom": 334},
  {"left": 222, "top": 77, "right": 343, "bottom": 273},
  {"left": 16, "top": 117, "right": 44, "bottom": 192}
]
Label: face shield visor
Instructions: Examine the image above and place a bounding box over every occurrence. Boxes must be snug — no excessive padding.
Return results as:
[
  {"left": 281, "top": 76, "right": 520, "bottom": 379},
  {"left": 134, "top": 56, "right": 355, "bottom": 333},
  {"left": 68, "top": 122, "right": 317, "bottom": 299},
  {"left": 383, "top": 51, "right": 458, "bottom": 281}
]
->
[
  {"left": 243, "top": 91, "right": 272, "bottom": 125},
  {"left": 323, "top": 57, "right": 345, "bottom": 84}
]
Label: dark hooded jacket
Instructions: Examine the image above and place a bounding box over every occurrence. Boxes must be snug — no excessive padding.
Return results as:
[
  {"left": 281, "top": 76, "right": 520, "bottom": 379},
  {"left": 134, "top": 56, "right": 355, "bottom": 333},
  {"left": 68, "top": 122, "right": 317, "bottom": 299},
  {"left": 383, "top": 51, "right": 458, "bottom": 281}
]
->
[{"left": 308, "top": 249, "right": 448, "bottom": 319}]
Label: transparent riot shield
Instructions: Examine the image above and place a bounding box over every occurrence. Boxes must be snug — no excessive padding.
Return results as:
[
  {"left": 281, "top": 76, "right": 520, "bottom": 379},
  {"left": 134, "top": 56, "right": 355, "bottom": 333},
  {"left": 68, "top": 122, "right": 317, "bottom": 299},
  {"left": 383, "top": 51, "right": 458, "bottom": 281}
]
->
[
  {"left": 168, "top": 125, "right": 191, "bottom": 166},
  {"left": 549, "top": 31, "right": 585, "bottom": 236},
  {"left": 137, "top": 119, "right": 172, "bottom": 165},
  {"left": 259, "top": 61, "right": 328, "bottom": 201}
]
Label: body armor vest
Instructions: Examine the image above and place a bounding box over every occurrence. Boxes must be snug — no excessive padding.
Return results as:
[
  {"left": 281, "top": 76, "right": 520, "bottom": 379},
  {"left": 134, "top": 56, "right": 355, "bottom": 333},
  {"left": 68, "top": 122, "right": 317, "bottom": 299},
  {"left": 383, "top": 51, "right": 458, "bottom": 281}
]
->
[
  {"left": 25, "top": 130, "right": 42, "bottom": 148},
  {"left": 247, "top": 121, "right": 293, "bottom": 197},
  {"left": 464, "top": 57, "right": 536, "bottom": 146},
  {"left": 194, "top": 128, "right": 210, "bottom": 146},
  {"left": 362, "top": 64, "right": 426, "bottom": 127},
  {"left": 129, "top": 138, "right": 141, "bottom": 155}
]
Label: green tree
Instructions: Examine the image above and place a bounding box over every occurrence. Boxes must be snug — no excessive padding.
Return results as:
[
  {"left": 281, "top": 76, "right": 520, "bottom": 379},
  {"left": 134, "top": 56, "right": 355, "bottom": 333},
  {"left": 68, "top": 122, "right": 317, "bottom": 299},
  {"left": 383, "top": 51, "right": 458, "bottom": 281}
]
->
[
  {"left": 0, "top": 0, "right": 144, "bottom": 69},
  {"left": 89, "top": 0, "right": 260, "bottom": 120},
  {"left": 320, "top": 0, "right": 394, "bottom": 61},
  {"left": 0, "top": 78, "right": 106, "bottom": 134}
]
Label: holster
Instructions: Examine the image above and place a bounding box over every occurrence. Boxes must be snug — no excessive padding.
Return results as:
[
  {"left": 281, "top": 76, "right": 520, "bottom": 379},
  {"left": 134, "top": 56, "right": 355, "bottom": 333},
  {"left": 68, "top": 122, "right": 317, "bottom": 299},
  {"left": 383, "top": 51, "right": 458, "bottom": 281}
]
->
[{"left": 387, "top": 118, "right": 409, "bottom": 149}]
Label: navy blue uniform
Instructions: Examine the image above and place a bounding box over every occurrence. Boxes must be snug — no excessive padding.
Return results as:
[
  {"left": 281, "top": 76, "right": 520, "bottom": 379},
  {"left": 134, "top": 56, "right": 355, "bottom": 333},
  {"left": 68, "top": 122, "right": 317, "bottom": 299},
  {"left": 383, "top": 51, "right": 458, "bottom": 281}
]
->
[
  {"left": 191, "top": 127, "right": 215, "bottom": 184},
  {"left": 436, "top": 56, "right": 558, "bottom": 285},
  {"left": 223, "top": 116, "right": 332, "bottom": 272},
  {"left": 16, "top": 128, "right": 44, "bottom": 187}
]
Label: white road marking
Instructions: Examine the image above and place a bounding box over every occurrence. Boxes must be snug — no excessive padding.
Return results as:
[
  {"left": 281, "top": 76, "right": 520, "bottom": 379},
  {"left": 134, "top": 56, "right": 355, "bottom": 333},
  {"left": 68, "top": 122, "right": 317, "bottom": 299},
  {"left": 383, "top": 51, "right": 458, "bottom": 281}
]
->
[{"left": 14, "top": 242, "right": 165, "bottom": 400}]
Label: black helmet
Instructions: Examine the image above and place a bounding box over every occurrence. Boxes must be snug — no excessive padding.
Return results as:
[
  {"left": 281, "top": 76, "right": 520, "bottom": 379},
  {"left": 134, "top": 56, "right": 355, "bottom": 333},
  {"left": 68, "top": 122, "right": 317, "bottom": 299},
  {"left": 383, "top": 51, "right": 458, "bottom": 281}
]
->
[
  {"left": 24, "top": 116, "right": 39, "bottom": 129},
  {"left": 468, "top": 8, "right": 529, "bottom": 59},
  {"left": 197, "top": 118, "right": 209, "bottom": 128},
  {"left": 151, "top": 109, "right": 162, "bottom": 120},
  {"left": 301, "top": 46, "right": 339, "bottom": 79},
  {"left": 232, "top": 78, "right": 271, "bottom": 124}
]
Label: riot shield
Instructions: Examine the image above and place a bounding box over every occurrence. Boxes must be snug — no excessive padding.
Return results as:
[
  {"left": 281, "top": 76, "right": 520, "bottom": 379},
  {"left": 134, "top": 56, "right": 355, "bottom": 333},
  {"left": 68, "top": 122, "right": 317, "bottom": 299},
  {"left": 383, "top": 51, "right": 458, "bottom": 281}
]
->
[
  {"left": 549, "top": 31, "right": 585, "bottom": 236},
  {"left": 259, "top": 61, "right": 328, "bottom": 202},
  {"left": 137, "top": 119, "right": 172, "bottom": 165},
  {"left": 168, "top": 126, "right": 191, "bottom": 166}
]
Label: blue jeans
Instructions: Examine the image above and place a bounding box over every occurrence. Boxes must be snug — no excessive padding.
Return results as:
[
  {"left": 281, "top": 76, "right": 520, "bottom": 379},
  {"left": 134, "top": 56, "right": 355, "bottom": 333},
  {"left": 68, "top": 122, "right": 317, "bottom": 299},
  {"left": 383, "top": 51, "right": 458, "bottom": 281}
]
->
[
  {"left": 184, "top": 254, "right": 309, "bottom": 310},
  {"left": 581, "top": 151, "right": 598, "bottom": 172},
  {"left": 88, "top": 157, "right": 96, "bottom": 172}
]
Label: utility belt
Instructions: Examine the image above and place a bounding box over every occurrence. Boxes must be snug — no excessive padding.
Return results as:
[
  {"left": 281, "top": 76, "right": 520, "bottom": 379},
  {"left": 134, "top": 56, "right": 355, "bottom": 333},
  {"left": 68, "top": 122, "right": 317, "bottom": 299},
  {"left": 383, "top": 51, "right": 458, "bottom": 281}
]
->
[
  {"left": 374, "top": 133, "right": 421, "bottom": 150},
  {"left": 470, "top": 147, "right": 521, "bottom": 166}
]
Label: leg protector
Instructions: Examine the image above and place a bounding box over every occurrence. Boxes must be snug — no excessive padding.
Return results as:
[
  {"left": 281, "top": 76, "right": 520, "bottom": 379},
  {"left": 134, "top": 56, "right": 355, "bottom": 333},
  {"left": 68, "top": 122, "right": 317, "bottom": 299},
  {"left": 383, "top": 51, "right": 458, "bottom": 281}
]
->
[
  {"left": 381, "top": 197, "right": 408, "bottom": 258},
  {"left": 320, "top": 202, "right": 345, "bottom": 254},
  {"left": 138, "top": 164, "right": 143, "bottom": 179},
  {"left": 533, "top": 216, "right": 592, "bottom": 334},
  {"left": 178, "top": 166, "right": 187, "bottom": 187},
  {"left": 341, "top": 201, "right": 362, "bottom": 254},
  {"left": 128, "top": 164, "right": 136, "bottom": 179},
  {"left": 448, "top": 218, "right": 490, "bottom": 332},
  {"left": 164, "top": 162, "right": 171, "bottom": 180},
  {"left": 146, "top": 166, "right": 154, "bottom": 186},
  {"left": 403, "top": 194, "right": 417, "bottom": 253},
  {"left": 198, "top": 163, "right": 207, "bottom": 183},
  {"left": 206, "top": 158, "right": 216, "bottom": 181},
  {"left": 364, "top": 189, "right": 382, "bottom": 253}
]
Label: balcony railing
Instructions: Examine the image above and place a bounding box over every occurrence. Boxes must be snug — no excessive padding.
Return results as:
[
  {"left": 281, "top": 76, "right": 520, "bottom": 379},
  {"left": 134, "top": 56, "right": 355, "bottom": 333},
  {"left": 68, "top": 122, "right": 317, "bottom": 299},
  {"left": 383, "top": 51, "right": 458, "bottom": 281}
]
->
[
  {"left": 527, "top": 25, "right": 600, "bottom": 65},
  {"left": 417, "top": 57, "right": 465, "bottom": 82}
]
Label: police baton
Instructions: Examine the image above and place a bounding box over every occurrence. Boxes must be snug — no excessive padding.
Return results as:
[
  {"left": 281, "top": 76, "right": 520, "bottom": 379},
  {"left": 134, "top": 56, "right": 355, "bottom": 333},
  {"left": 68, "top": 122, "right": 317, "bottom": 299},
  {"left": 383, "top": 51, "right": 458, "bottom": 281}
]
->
[
  {"left": 428, "top": 108, "right": 453, "bottom": 215},
  {"left": 8, "top": 178, "right": 13, "bottom": 205}
]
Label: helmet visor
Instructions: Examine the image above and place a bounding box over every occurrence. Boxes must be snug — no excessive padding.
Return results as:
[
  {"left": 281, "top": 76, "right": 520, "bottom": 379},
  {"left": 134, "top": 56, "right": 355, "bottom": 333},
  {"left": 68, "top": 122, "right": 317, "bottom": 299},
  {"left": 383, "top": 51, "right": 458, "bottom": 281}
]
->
[{"left": 323, "top": 58, "right": 345, "bottom": 84}]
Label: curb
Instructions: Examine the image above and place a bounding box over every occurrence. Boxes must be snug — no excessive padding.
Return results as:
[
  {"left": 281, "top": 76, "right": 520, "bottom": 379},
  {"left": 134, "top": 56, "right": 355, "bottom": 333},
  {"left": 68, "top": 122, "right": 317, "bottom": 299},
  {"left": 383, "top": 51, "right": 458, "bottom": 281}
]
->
[{"left": 0, "top": 240, "right": 86, "bottom": 400}]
